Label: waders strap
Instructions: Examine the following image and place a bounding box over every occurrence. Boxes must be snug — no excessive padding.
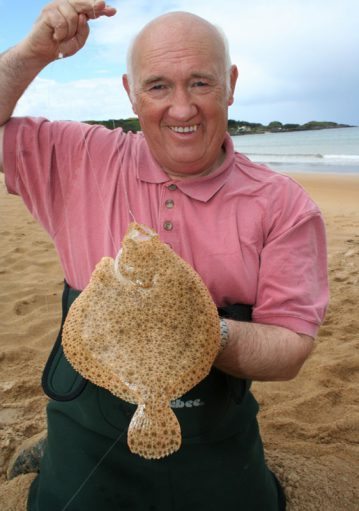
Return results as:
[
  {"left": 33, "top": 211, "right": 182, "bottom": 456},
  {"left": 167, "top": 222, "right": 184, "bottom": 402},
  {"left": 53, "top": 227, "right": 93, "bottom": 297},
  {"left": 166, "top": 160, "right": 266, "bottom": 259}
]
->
[
  {"left": 42, "top": 281, "right": 253, "bottom": 402},
  {"left": 218, "top": 303, "right": 252, "bottom": 322}
]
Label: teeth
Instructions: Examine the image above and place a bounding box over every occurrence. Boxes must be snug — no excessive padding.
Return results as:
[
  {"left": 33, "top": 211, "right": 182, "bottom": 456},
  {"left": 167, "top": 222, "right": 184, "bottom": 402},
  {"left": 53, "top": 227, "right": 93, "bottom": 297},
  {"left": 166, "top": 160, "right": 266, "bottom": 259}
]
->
[{"left": 170, "top": 125, "right": 198, "bottom": 133}]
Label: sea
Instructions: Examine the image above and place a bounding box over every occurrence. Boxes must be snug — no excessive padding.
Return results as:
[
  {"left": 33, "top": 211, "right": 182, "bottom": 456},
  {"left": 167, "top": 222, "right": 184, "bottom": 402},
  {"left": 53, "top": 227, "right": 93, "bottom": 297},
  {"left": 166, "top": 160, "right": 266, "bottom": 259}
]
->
[{"left": 231, "top": 126, "right": 359, "bottom": 175}]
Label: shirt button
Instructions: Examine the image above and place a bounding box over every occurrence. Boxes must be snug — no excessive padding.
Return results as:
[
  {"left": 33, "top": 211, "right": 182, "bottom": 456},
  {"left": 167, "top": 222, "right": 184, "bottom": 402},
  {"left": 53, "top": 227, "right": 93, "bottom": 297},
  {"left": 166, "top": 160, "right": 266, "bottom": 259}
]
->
[
  {"left": 165, "top": 199, "right": 174, "bottom": 209},
  {"left": 168, "top": 184, "right": 177, "bottom": 191},
  {"left": 163, "top": 221, "right": 173, "bottom": 231}
]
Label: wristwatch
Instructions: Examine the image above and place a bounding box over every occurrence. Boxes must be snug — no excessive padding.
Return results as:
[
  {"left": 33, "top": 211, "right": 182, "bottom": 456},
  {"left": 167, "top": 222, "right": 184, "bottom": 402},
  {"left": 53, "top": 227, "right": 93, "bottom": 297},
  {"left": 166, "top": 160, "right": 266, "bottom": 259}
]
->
[{"left": 219, "top": 317, "right": 229, "bottom": 352}]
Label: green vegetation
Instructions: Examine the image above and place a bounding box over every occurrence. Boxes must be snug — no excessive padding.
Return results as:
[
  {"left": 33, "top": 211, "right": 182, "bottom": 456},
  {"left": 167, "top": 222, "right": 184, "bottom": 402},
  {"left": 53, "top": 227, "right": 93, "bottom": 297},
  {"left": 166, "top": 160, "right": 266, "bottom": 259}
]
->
[
  {"left": 227, "top": 119, "right": 353, "bottom": 135},
  {"left": 85, "top": 117, "right": 141, "bottom": 132},
  {"left": 84, "top": 118, "right": 353, "bottom": 135}
]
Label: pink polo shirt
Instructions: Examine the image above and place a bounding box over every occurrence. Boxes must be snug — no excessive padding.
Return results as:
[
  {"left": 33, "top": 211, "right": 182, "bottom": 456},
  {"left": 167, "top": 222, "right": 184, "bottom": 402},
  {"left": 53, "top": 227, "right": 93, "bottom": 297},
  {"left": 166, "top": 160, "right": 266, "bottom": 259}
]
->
[{"left": 4, "top": 117, "right": 328, "bottom": 336}]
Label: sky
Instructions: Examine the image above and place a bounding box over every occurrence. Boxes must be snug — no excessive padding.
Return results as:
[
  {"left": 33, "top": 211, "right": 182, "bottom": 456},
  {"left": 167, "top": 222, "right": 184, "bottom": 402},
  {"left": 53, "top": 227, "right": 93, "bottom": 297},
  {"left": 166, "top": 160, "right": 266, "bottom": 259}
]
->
[{"left": 1, "top": 0, "right": 358, "bottom": 125}]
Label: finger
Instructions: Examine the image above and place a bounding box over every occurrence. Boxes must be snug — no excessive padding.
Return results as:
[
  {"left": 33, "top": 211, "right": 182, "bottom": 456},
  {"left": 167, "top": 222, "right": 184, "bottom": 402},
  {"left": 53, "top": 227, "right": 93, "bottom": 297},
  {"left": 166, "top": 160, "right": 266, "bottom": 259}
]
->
[
  {"left": 76, "top": 13, "right": 90, "bottom": 42},
  {"left": 53, "top": 1, "right": 82, "bottom": 41},
  {"left": 90, "top": 4, "right": 117, "bottom": 19},
  {"left": 67, "top": 0, "right": 116, "bottom": 19},
  {"left": 50, "top": 0, "right": 114, "bottom": 43}
]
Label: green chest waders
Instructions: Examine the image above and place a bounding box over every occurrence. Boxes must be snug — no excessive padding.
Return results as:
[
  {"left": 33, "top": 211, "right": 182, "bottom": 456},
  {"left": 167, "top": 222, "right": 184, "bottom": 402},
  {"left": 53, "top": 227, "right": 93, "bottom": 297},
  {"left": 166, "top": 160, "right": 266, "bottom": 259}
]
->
[{"left": 28, "top": 282, "right": 285, "bottom": 511}]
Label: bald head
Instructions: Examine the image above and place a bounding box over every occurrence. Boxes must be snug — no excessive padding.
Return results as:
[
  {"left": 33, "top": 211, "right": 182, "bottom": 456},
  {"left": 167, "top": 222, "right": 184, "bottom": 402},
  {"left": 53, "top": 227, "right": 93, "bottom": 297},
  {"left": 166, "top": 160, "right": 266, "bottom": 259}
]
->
[{"left": 126, "top": 12, "right": 232, "bottom": 97}]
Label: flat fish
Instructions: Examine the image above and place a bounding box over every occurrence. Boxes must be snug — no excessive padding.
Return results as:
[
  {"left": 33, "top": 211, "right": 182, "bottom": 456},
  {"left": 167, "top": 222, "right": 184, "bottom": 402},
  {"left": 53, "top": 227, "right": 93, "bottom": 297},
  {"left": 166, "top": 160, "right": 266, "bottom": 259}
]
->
[{"left": 62, "top": 223, "right": 220, "bottom": 459}]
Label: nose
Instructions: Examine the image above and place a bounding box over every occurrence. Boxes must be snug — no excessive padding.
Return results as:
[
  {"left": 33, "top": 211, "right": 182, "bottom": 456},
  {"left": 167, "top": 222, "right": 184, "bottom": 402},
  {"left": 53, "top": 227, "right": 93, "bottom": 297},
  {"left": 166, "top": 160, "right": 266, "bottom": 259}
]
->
[{"left": 167, "top": 87, "right": 197, "bottom": 121}]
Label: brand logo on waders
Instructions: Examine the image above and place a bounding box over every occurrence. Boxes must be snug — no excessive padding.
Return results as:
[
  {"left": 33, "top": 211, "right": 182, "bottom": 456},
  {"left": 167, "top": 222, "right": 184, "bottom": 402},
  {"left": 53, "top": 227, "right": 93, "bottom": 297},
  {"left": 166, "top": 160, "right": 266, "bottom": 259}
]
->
[{"left": 170, "top": 398, "right": 205, "bottom": 408}]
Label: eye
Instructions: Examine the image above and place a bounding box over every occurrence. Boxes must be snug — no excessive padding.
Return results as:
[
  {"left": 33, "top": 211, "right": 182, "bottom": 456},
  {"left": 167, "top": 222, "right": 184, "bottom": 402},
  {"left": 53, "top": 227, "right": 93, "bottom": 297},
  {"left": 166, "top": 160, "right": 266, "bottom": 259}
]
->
[
  {"left": 149, "top": 83, "right": 167, "bottom": 91},
  {"left": 192, "top": 81, "right": 209, "bottom": 88}
]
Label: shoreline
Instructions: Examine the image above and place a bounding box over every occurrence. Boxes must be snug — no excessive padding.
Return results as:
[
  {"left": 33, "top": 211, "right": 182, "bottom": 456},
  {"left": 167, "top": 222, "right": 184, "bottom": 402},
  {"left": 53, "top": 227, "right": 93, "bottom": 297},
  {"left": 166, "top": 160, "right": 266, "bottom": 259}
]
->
[
  {"left": 229, "top": 124, "right": 357, "bottom": 138},
  {"left": 269, "top": 164, "right": 359, "bottom": 175},
  {"left": 231, "top": 126, "right": 359, "bottom": 175}
]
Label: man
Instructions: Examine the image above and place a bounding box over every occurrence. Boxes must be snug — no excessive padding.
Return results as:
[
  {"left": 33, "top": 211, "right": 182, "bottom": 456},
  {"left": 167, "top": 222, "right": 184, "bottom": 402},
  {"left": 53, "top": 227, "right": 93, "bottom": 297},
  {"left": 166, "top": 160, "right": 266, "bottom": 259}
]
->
[{"left": 0, "top": 1, "right": 328, "bottom": 509}]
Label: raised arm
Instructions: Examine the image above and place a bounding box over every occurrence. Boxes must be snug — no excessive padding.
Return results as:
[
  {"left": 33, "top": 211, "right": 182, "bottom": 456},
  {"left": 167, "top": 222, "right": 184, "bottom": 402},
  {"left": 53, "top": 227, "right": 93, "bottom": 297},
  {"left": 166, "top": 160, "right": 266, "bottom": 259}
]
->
[{"left": 0, "top": 0, "right": 116, "bottom": 171}]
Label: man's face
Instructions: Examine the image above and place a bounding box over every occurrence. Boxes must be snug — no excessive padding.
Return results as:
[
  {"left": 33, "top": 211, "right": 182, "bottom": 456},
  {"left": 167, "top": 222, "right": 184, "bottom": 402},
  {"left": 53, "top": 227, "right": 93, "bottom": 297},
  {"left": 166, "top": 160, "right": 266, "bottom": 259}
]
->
[{"left": 123, "top": 20, "right": 237, "bottom": 179}]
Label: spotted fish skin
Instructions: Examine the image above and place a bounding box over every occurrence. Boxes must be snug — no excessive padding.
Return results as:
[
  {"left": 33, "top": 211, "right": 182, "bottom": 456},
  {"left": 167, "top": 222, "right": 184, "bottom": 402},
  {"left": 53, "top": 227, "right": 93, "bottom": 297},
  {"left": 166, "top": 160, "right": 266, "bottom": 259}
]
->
[
  {"left": 128, "top": 398, "right": 182, "bottom": 459},
  {"left": 62, "top": 223, "right": 220, "bottom": 459}
]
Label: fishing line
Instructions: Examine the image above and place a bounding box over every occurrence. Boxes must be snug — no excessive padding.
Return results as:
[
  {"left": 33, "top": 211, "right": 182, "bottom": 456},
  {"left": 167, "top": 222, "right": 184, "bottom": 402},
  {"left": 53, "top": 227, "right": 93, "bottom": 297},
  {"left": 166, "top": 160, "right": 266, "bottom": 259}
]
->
[
  {"left": 77, "top": 121, "right": 120, "bottom": 253},
  {"left": 55, "top": 115, "right": 137, "bottom": 505},
  {"left": 60, "top": 430, "right": 126, "bottom": 510},
  {"left": 58, "top": 15, "right": 137, "bottom": 504},
  {"left": 42, "top": 52, "right": 137, "bottom": 262},
  {"left": 14, "top": 7, "right": 139, "bottom": 506},
  {"left": 111, "top": 118, "right": 137, "bottom": 226}
]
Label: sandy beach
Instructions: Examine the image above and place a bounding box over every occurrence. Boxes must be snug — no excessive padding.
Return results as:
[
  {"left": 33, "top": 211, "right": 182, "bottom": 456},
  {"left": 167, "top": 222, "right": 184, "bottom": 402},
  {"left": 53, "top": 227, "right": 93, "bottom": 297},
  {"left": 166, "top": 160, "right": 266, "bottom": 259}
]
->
[{"left": 0, "top": 171, "right": 358, "bottom": 510}]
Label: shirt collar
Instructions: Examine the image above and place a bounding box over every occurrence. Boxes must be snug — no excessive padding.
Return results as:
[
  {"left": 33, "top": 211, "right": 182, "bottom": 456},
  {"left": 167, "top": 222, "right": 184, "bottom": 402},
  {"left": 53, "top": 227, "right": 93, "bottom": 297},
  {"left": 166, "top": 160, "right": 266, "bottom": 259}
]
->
[{"left": 137, "top": 133, "right": 235, "bottom": 203}]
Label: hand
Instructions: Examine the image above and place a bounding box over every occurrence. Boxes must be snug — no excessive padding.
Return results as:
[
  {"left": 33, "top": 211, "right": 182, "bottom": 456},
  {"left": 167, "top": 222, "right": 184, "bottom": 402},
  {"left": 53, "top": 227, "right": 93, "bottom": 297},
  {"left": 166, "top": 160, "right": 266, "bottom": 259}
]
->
[{"left": 24, "top": 0, "right": 117, "bottom": 62}]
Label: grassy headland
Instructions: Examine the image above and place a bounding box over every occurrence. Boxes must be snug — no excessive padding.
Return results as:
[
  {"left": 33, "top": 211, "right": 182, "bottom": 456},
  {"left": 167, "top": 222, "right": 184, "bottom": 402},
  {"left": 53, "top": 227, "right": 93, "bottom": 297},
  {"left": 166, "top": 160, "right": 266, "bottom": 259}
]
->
[{"left": 84, "top": 118, "right": 354, "bottom": 135}]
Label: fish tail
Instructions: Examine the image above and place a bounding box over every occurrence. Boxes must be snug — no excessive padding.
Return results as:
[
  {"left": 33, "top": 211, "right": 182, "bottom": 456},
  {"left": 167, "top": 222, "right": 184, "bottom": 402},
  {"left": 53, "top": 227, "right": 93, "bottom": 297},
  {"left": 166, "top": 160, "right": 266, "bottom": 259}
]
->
[{"left": 128, "top": 403, "right": 181, "bottom": 459}]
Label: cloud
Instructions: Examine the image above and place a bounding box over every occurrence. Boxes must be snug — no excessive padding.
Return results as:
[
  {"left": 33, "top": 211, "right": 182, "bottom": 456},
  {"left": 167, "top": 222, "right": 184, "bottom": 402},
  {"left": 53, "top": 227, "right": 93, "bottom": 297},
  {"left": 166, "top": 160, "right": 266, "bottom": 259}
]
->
[
  {"left": 89, "top": 0, "right": 359, "bottom": 124},
  {"left": 13, "top": 0, "right": 359, "bottom": 124},
  {"left": 90, "top": 0, "right": 178, "bottom": 68},
  {"left": 14, "top": 76, "right": 134, "bottom": 121}
]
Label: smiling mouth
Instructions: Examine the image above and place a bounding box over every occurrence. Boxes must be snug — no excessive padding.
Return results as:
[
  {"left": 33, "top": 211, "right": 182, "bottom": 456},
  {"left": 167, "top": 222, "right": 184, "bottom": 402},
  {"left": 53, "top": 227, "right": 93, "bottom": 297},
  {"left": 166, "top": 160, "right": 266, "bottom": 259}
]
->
[{"left": 169, "top": 125, "right": 199, "bottom": 134}]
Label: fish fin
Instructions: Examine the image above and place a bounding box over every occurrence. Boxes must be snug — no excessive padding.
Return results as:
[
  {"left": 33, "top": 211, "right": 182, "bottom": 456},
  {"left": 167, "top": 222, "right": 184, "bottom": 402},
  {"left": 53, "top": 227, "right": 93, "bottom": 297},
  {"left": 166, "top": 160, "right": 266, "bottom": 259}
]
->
[{"left": 128, "top": 403, "right": 181, "bottom": 459}]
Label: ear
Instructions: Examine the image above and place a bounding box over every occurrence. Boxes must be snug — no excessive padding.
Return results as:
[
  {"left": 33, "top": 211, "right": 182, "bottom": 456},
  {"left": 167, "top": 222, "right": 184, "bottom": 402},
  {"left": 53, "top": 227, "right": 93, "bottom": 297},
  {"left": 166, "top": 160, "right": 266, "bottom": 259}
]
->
[
  {"left": 227, "top": 65, "right": 238, "bottom": 106},
  {"left": 122, "top": 74, "right": 138, "bottom": 115}
]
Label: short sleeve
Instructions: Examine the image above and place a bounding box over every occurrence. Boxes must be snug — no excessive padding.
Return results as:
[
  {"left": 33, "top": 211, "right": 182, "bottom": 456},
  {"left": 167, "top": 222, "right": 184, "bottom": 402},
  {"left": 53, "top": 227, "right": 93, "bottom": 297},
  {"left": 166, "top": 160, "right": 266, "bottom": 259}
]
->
[
  {"left": 4, "top": 117, "right": 89, "bottom": 237},
  {"left": 252, "top": 176, "right": 329, "bottom": 336},
  {"left": 3, "top": 116, "right": 127, "bottom": 238}
]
